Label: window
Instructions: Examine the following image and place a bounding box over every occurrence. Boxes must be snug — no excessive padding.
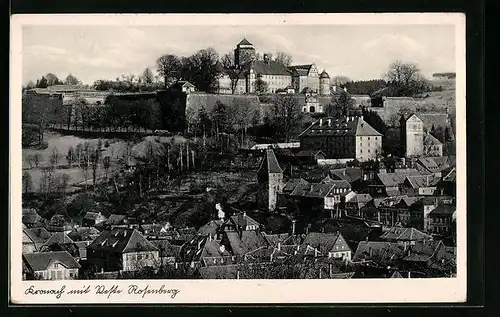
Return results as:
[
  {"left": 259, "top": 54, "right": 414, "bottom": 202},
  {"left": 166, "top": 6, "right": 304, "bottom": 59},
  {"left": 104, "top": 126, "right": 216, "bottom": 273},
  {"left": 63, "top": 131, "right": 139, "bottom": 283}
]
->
[
  {"left": 137, "top": 254, "right": 143, "bottom": 261},
  {"left": 54, "top": 263, "right": 59, "bottom": 269},
  {"left": 368, "top": 137, "right": 370, "bottom": 140}
]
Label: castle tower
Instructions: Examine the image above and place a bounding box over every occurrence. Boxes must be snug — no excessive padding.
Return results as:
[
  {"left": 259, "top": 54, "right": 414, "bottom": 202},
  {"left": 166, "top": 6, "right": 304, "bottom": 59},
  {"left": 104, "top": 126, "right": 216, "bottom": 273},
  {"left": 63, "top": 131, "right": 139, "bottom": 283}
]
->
[
  {"left": 234, "top": 38, "right": 256, "bottom": 67},
  {"left": 257, "top": 149, "right": 284, "bottom": 211},
  {"left": 319, "top": 70, "right": 330, "bottom": 95},
  {"left": 405, "top": 114, "right": 425, "bottom": 157}
]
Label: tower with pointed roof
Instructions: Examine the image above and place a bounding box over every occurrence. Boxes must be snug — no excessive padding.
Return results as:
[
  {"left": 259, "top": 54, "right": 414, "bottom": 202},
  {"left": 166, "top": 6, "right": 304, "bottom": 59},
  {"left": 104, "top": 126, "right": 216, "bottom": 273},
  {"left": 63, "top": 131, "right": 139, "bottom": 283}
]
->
[
  {"left": 319, "top": 70, "right": 330, "bottom": 95},
  {"left": 257, "top": 149, "right": 284, "bottom": 211},
  {"left": 234, "top": 38, "right": 256, "bottom": 67}
]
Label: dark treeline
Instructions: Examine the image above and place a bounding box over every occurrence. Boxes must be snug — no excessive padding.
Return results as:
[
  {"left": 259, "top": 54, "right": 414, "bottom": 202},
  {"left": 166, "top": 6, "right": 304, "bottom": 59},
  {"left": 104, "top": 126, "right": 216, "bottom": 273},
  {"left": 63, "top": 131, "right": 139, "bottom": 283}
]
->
[
  {"left": 344, "top": 79, "right": 387, "bottom": 95},
  {"left": 432, "top": 72, "right": 456, "bottom": 79}
]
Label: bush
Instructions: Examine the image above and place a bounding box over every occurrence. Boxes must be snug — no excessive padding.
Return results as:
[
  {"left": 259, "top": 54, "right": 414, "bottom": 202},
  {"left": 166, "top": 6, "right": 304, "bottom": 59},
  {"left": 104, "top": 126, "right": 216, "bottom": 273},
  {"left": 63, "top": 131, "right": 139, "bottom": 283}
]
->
[
  {"left": 37, "top": 141, "right": 49, "bottom": 150},
  {"left": 104, "top": 140, "right": 110, "bottom": 148}
]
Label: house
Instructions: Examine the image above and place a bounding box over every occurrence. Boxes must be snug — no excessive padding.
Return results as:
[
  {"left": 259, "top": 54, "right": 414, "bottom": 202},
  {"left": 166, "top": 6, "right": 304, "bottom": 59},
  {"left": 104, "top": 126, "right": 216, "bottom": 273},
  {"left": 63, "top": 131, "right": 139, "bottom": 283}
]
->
[
  {"left": 139, "top": 222, "right": 173, "bottom": 239},
  {"left": 403, "top": 240, "right": 448, "bottom": 273},
  {"left": 178, "top": 235, "right": 232, "bottom": 267},
  {"left": 370, "top": 169, "right": 423, "bottom": 197},
  {"left": 380, "top": 227, "right": 433, "bottom": 246},
  {"left": 67, "top": 226, "right": 100, "bottom": 242},
  {"left": 352, "top": 241, "right": 408, "bottom": 269},
  {"left": 428, "top": 203, "right": 456, "bottom": 235},
  {"left": 41, "top": 232, "right": 78, "bottom": 255},
  {"left": 101, "top": 214, "right": 129, "bottom": 229},
  {"left": 289, "top": 64, "right": 320, "bottom": 93},
  {"left": 23, "top": 227, "right": 52, "bottom": 253},
  {"left": 169, "top": 80, "right": 196, "bottom": 94},
  {"left": 197, "top": 219, "right": 224, "bottom": 241},
  {"left": 87, "top": 228, "right": 159, "bottom": 272},
  {"left": 439, "top": 167, "right": 456, "bottom": 196},
  {"left": 243, "top": 245, "right": 290, "bottom": 263},
  {"left": 23, "top": 251, "right": 81, "bottom": 280},
  {"left": 302, "top": 232, "right": 352, "bottom": 261},
  {"left": 295, "top": 149, "right": 326, "bottom": 165},
  {"left": 298, "top": 116, "right": 383, "bottom": 162},
  {"left": 47, "top": 214, "right": 75, "bottom": 233},
  {"left": 402, "top": 174, "right": 440, "bottom": 196},
  {"left": 402, "top": 114, "right": 425, "bottom": 157},
  {"left": 423, "top": 133, "right": 443, "bottom": 156},
  {"left": 376, "top": 195, "right": 423, "bottom": 228},
  {"left": 330, "top": 167, "right": 363, "bottom": 190},
  {"left": 150, "top": 239, "right": 182, "bottom": 265},
  {"left": 220, "top": 228, "right": 268, "bottom": 257},
  {"left": 82, "top": 212, "right": 108, "bottom": 227},
  {"left": 344, "top": 193, "right": 373, "bottom": 217}
]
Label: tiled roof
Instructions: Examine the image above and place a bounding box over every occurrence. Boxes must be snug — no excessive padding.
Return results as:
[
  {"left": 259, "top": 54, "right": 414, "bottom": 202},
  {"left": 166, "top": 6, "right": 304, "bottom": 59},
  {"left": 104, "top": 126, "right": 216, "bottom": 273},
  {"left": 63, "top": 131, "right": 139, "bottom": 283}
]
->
[
  {"left": 150, "top": 239, "right": 182, "bottom": 258},
  {"left": 380, "top": 227, "right": 432, "bottom": 242},
  {"left": 290, "top": 183, "right": 333, "bottom": 198},
  {"left": 319, "top": 70, "right": 330, "bottom": 79},
  {"left": 443, "top": 167, "right": 456, "bottom": 182},
  {"left": 23, "top": 228, "right": 52, "bottom": 244},
  {"left": 404, "top": 240, "right": 443, "bottom": 262},
  {"left": 43, "top": 232, "right": 75, "bottom": 246},
  {"left": 320, "top": 177, "right": 352, "bottom": 189},
  {"left": 199, "top": 264, "right": 239, "bottom": 279},
  {"left": 83, "top": 212, "right": 107, "bottom": 221},
  {"left": 353, "top": 241, "right": 407, "bottom": 265},
  {"left": 230, "top": 212, "right": 261, "bottom": 229},
  {"left": 405, "top": 174, "right": 440, "bottom": 188},
  {"left": 251, "top": 60, "right": 292, "bottom": 76},
  {"left": 197, "top": 220, "right": 224, "bottom": 236},
  {"left": 224, "top": 230, "right": 268, "bottom": 256},
  {"left": 330, "top": 167, "right": 363, "bottom": 183},
  {"left": 22, "top": 209, "right": 43, "bottom": 225},
  {"left": 423, "top": 133, "right": 442, "bottom": 146},
  {"left": 283, "top": 178, "right": 309, "bottom": 194},
  {"left": 23, "top": 251, "right": 81, "bottom": 271},
  {"left": 377, "top": 169, "right": 422, "bottom": 187},
  {"left": 299, "top": 117, "right": 381, "bottom": 138},
  {"left": 88, "top": 228, "right": 158, "bottom": 253},
  {"left": 429, "top": 204, "right": 456, "bottom": 216},
  {"left": 302, "top": 232, "right": 351, "bottom": 254},
  {"left": 105, "top": 214, "right": 127, "bottom": 225},
  {"left": 262, "top": 233, "right": 290, "bottom": 246},
  {"left": 244, "top": 246, "right": 290, "bottom": 262}
]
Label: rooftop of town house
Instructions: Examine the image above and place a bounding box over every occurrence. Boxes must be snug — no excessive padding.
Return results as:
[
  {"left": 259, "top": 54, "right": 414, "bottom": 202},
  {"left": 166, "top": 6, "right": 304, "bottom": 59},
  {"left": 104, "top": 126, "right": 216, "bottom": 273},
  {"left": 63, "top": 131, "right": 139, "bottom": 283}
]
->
[
  {"left": 23, "top": 251, "right": 81, "bottom": 271},
  {"left": 298, "top": 117, "right": 382, "bottom": 138}
]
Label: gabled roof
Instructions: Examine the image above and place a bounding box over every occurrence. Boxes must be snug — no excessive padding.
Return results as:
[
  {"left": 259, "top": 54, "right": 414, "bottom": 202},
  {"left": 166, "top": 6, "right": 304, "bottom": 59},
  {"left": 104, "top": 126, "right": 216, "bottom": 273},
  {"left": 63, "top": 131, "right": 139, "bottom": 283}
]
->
[
  {"left": 347, "top": 193, "right": 373, "bottom": 204},
  {"left": 405, "top": 174, "right": 440, "bottom": 188},
  {"left": 67, "top": 227, "right": 100, "bottom": 241},
  {"left": 424, "top": 133, "right": 443, "bottom": 146},
  {"left": 105, "top": 214, "right": 127, "bottom": 225},
  {"left": 23, "top": 228, "right": 52, "bottom": 244},
  {"left": 262, "top": 233, "right": 290, "bottom": 246},
  {"left": 319, "top": 177, "right": 351, "bottom": 189},
  {"left": 299, "top": 117, "right": 381, "bottom": 138},
  {"left": 22, "top": 209, "right": 43, "bottom": 225},
  {"left": 377, "top": 169, "right": 422, "bottom": 187},
  {"left": 404, "top": 240, "right": 444, "bottom": 262},
  {"left": 83, "top": 212, "right": 107, "bottom": 221},
  {"left": 302, "top": 232, "right": 351, "bottom": 254},
  {"left": 443, "top": 167, "right": 456, "bottom": 182},
  {"left": 224, "top": 230, "right": 268, "bottom": 256},
  {"left": 43, "top": 232, "right": 75, "bottom": 246},
  {"left": 230, "top": 212, "right": 261, "bottom": 229},
  {"left": 283, "top": 178, "right": 309, "bottom": 194},
  {"left": 258, "top": 149, "right": 283, "bottom": 174},
  {"left": 380, "top": 227, "right": 432, "bottom": 242},
  {"left": 291, "top": 183, "right": 333, "bottom": 198},
  {"left": 199, "top": 264, "right": 239, "bottom": 279},
  {"left": 88, "top": 228, "right": 158, "bottom": 253},
  {"left": 23, "top": 251, "right": 81, "bottom": 271},
  {"left": 429, "top": 203, "right": 456, "bottom": 216},
  {"left": 330, "top": 167, "right": 363, "bottom": 183},
  {"left": 197, "top": 220, "right": 224, "bottom": 236},
  {"left": 251, "top": 60, "right": 291, "bottom": 76},
  {"left": 150, "top": 240, "right": 182, "bottom": 258},
  {"left": 353, "top": 241, "right": 407, "bottom": 265},
  {"left": 289, "top": 64, "right": 314, "bottom": 76}
]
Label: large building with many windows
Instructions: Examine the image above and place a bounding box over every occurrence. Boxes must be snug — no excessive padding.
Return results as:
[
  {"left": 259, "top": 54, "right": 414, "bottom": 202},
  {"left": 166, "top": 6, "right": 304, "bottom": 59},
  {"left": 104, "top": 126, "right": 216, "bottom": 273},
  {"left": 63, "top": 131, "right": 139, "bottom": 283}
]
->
[
  {"left": 217, "top": 39, "right": 332, "bottom": 95},
  {"left": 299, "top": 116, "right": 383, "bottom": 162}
]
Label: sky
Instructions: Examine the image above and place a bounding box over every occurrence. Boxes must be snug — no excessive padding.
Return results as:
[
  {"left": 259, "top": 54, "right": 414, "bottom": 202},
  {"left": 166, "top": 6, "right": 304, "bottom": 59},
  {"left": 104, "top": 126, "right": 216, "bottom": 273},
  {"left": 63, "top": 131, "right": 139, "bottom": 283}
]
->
[{"left": 22, "top": 24, "right": 456, "bottom": 85}]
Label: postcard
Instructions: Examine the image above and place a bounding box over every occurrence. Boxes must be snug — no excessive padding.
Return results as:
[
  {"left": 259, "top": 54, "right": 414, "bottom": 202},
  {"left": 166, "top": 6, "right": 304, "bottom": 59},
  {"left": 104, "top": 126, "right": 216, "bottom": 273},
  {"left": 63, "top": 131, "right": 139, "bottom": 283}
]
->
[{"left": 10, "top": 13, "right": 466, "bottom": 304}]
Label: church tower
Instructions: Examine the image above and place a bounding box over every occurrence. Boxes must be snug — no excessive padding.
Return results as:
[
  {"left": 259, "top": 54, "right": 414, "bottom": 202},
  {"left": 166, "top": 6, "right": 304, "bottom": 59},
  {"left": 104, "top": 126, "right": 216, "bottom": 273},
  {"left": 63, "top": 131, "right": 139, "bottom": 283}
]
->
[
  {"left": 234, "top": 38, "right": 256, "bottom": 67},
  {"left": 257, "top": 149, "right": 284, "bottom": 211},
  {"left": 319, "top": 70, "right": 330, "bottom": 95}
]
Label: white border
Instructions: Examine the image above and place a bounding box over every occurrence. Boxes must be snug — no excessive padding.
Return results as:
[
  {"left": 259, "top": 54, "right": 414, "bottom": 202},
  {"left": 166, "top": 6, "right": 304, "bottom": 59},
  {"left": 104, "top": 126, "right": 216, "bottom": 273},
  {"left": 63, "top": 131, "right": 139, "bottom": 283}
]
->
[{"left": 10, "top": 13, "right": 466, "bottom": 304}]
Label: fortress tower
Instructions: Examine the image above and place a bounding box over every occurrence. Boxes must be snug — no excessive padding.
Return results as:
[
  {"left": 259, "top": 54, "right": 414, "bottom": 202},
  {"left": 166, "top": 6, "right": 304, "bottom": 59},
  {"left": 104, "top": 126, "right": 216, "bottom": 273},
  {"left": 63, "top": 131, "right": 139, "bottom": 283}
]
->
[
  {"left": 404, "top": 114, "right": 425, "bottom": 157},
  {"left": 257, "top": 149, "right": 284, "bottom": 211},
  {"left": 319, "top": 70, "right": 330, "bottom": 95},
  {"left": 234, "top": 38, "right": 256, "bottom": 67}
]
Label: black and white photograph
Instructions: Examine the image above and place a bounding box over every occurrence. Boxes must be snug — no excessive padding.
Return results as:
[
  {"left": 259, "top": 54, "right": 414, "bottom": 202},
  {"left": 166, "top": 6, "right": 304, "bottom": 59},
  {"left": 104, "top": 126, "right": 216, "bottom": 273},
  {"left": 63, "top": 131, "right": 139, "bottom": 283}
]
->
[{"left": 10, "top": 13, "right": 466, "bottom": 303}]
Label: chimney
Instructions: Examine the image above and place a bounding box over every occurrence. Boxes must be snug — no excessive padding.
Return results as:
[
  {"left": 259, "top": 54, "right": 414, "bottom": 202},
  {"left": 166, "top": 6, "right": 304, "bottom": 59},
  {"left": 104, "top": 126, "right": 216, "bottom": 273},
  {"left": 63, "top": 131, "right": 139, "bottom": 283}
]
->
[
  {"left": 319, "top": 268, "right": 322, "bottom": 279},
  {"left": 344, "top": 87, "right": 348, "bottom": 93},
  {"left": 426, "top": 175, "right": 430, "bottom": 187},
  {"left": 369, "top": 247, "right": 373, "bottom": 257},
  {"left": 277, "top": 242, "right": 281, "bottom": 251},
  {"left": 327, "top": 119, "right": 332, "bottom": 126},
  {"left": 263, "top": 54, "right": 270, "bottom": 64},
  {"left": 346, "top": 117, "right": 349, "bottom": 123},
  {"left": 243, "top": 211, "right": 246, "bottom": 218},
  {"left": 292, "top": 220, "right": 296, "bottom": 235},
  {"left": 407, "top": 271, "right": 411, "bottom": 278},
  {"left": 319, "top": 118, "right": 323, "bottom": 126},
  {"left": 329, "top": 263, "right": 333, "bottom": 276},
  {"left": 314, "top": 248, "right": 319, "bottom": 257},
  {"left": 333, "top": 85, "right": 337, "bottom": 92},
  {"left": 237, "top": 270, "right": 240, "bottom": 279}
]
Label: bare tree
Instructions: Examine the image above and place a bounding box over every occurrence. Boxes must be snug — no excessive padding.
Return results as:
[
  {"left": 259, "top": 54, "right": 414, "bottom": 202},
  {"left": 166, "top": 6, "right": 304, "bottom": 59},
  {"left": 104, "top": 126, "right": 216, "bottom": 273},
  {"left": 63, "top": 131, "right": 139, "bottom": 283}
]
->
[
  {"left": 331, "top": 76, "right": 351, "bottom": 87},
  {"left": 272, "top": 94, "right": 303, "bottom": 142},
  {"left": 274, "top": 52, "right": 293, "bottom": 67},
  {"left": 156, "top": 54, "right": 182, "bottom": 88},
  {"left": 64, "top": 74, "right": 80, "bottom": 85},
  {"left": 384, "top": 60, "right": 429, "bottom": 96},
  {"left": 66, "top": 146, "right": 75, "bottom": 167},
  {"left": 22, "top": 171, "right": 33, "bottom": 194},
  {"left": 49, "top": 147, "right": 61, "bottom": 168}
]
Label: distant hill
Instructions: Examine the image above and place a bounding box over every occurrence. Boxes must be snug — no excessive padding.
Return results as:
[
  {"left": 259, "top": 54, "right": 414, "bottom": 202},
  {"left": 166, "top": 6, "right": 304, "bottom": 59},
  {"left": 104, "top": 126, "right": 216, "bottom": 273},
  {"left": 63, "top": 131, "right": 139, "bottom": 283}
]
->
[{"left": 432, "top": 72, "right": 456, "bottom": 79}]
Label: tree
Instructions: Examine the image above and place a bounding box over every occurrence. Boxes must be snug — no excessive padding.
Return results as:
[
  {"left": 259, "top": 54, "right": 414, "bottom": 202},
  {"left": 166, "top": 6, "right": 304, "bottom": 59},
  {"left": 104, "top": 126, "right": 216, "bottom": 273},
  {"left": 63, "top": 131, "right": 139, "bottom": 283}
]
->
[
  {"left": 384, "top": 60, "right": 430, "bottom": 96},
  {"left": 33, "top": 153, "right": 41, "bottom": 168},
  {"left": 331, "top": 76, "right": 351, "bottom": 87},
  {"left": 36, "top": 76, "right": 48, "bottom": 88},
  {"left": 64, "top": 74, "right": 80, "bottom": 85},
  {"left": 220, "top": 53, "right": 251, "bottom": 94},
  {"left": 211, "top": 101, "right": 230, "bottom": 141},
  {"left": 45, "top": 73, "right": 62, "bottom": 86},
  {"left": 49, "top": 147, "right": 60, "bottom": 168},
  {"left": 156, "top": 54, "right": 182, "bottom": 88},
  {"left": 141, "top": 67, "right": 154, "bottom": 84},
  {"left": 181, "top": 48, "right": 221, "bottom": 93},
  {"left": 326, "top": 90, "right": 355, "bottom": 118},
  {"left": 22, "top": 171, "right": 33, "bottom": 194},
  {"left": 66, "top": 146, "right": 75, "bottom": 167},
  {"left": 26, "top": 80, "right": 35, "bottom": 90},
  {"left": 253, "top": 75, "right": 269, "bottom": 94},
  {"left": 274, "top": 52, "right": 293, "bottom": 67},
  {"left": 272, "top": 95, "right": 303, "bottom": 142}
]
